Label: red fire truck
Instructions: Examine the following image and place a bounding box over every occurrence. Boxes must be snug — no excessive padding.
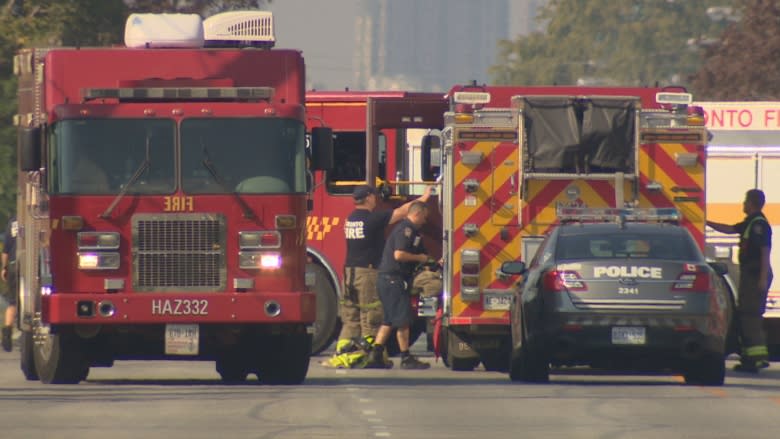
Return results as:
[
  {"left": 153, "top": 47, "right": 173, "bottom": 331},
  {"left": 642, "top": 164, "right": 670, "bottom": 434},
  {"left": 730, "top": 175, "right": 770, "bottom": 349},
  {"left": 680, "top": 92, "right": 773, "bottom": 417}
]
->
[
  {"left": 13, "top": 12, "right": 331, "bottom": 384},
  {"left": 429, "top": 85, "right": 710, "bottom": 370},
  {"left": 304, "top": 91, "right": 448, "bottom": 353}
]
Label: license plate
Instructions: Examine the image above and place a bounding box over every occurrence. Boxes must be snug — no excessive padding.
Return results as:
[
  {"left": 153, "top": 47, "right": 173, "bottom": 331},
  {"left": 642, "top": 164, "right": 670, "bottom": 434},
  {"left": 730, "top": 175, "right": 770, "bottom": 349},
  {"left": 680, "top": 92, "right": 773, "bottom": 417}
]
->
[
  {"left": 611, "top": 326, "right": 646, "bottom": 345},
  {"left": 483, "top": 293, "right": 512, "bottom": 311},
  {"left": 165, "top": 324, "right": 199, "bottom": 355}
]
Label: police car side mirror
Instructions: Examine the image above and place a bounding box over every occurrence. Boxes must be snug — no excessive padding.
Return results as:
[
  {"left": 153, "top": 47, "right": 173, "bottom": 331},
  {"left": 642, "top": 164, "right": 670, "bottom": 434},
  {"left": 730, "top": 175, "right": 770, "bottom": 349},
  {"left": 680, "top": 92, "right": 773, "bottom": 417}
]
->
[
  {"left": 708, "top": 261, "right": 728, "bottom": 276},
  {"left": 501, "top": 261, "right": 527, "bottom": 275}
]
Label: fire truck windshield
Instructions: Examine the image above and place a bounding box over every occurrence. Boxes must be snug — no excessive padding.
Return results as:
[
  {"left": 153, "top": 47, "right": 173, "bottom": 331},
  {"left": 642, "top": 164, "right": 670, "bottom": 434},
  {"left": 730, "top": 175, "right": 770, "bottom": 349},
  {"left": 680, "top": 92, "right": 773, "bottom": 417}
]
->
[
  {"left": 49, "top": 118, "right": 175, "bottom": 195},
  {"left": 181, "top": 118, "right": 306, "bottom": 194}
]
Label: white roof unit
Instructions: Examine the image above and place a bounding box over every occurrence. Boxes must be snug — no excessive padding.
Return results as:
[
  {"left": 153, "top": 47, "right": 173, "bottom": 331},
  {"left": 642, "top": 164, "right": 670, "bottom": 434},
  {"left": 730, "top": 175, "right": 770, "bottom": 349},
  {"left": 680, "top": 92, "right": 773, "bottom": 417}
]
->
[
  {"left": 124, "top": 13, "right": 204, "bottom": 49},
  {"left": 203, "top": 11, "right": 275, "bottom": 48}
]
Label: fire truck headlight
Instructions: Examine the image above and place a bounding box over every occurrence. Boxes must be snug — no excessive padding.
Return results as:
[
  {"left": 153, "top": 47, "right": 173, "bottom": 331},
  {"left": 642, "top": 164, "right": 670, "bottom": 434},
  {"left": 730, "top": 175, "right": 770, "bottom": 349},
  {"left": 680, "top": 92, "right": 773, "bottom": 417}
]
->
[
  {"left": 239, "top": 251, "right": 282, "bottom": 270},
  {"left": 78, "top": 252, "right": 120, "bottom": 270}
]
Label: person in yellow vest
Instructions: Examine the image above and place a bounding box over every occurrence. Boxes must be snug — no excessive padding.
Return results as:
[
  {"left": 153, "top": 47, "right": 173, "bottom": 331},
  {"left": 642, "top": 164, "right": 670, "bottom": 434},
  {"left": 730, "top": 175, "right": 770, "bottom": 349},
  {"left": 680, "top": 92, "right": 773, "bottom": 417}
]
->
[{"left": 707, "top": 189, "right": 774, "bottom": 372}]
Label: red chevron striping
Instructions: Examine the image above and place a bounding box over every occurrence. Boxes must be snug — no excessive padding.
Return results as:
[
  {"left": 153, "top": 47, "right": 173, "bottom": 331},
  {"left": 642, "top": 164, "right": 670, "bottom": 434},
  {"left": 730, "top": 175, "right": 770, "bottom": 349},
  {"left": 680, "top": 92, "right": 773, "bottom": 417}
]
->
[
  {"left": 522, "top": 179, "right": 571, "bottom": 224},
  {"left": 584, "top": 180, "right": 622, "bottom": 208}
]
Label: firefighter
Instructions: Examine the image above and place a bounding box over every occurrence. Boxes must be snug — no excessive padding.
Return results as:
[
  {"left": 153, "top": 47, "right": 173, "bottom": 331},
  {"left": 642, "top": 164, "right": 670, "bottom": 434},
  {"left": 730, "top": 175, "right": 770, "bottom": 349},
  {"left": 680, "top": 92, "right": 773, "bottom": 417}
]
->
[
  {"left": 368, "top": 201, "right": 432, "bottom": 370},
  {"left": 335, "top": 184, "right": 432, "bottom": 365},
  {"left": 1, "top": 216, "right": 17, "bottom": 352},
  {"left": 707, "top": 189, "right": 774, "bottom": 372}
]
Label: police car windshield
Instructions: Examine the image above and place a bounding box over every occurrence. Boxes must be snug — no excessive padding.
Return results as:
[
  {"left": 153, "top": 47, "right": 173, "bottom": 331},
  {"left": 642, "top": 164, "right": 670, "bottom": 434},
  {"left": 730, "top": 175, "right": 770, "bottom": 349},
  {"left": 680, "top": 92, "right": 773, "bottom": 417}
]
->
[{"left": 555, "top": 229, "right": 700, "bottom": 261}]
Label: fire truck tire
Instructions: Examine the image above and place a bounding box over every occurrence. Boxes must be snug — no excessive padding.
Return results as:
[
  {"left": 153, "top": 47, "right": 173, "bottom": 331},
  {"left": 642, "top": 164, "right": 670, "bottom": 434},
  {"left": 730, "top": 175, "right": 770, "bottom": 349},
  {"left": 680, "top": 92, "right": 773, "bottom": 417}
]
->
[
  {"left": 683, "top": 352, "right": 725, "bottom": 386},
  {"left": 34, "top": 331, "right": 90, "bottom": 384},
  {"left": 19, "top": 330, "right": 39, "bottom": 381},
  {"left": 307, "top": 263, "right": 339, "bottom": 355},
  {"left": 258, "top": 333, "right": 311, "bottom": 385},
  {"left": 216, "top": 351, "right": 249, "bottom": 383}
]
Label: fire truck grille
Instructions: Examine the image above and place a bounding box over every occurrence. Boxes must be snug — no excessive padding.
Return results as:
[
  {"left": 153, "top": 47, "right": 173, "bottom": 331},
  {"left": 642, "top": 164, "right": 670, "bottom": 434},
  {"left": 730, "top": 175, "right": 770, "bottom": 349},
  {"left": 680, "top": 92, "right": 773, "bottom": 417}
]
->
[{"left": 132, "top": 214, "right": 226, "bottom": 291}]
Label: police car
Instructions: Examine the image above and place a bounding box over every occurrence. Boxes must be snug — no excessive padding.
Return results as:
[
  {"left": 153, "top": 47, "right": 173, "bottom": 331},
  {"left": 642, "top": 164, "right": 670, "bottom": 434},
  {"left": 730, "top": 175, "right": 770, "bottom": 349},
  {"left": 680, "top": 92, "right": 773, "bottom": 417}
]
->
[{"left": 502, "top": 208, "right": 732, "bottom": 386}]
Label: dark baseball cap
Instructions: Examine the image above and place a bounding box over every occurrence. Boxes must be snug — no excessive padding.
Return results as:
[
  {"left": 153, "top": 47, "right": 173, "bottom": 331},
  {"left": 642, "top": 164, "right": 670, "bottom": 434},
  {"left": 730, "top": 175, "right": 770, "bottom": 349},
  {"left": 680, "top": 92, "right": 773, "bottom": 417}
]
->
[{"left": 352, "top": 185, "right": 377, "bottom": 201}]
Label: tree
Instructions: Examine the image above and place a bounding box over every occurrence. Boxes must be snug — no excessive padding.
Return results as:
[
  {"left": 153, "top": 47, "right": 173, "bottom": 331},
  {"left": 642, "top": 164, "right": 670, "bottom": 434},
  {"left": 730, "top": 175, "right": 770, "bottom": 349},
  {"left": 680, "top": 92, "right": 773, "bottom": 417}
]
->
[
  {"left": 691, "top": 0, "right": 780, "bottom": 100},
  {"left": 490, "top": 0, "right": 733, "bottom": 88}
]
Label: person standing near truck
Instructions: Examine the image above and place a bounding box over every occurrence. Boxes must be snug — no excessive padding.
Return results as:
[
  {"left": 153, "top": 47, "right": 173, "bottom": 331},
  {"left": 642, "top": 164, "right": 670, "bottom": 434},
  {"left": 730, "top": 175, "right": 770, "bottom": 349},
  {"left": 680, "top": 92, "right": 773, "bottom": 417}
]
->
[
  {"left": 1, "top": 216, "right": 18, "bottom": 352},
  {"left": 334, "top": 185, "right": 432, "bottom": 366},
  {"left": 707, "top": 189, "right": 774, "bottom": 372}
]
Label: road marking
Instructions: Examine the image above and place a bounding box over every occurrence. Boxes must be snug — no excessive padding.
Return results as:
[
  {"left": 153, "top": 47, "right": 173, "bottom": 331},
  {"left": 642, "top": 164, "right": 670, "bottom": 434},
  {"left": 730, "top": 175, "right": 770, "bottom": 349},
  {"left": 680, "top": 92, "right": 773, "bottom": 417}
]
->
[
  {"left": 359, "top": 398, "right": 372, "bottom": 403},
  {"left": 362, "top": 409, "right": 377, "bottom": 416},
  {"left": 367, "top": 418, "right": 382, "bottom": 423},
  {"left": 374, "top": 432, "right": 391, "bottom": 437}
]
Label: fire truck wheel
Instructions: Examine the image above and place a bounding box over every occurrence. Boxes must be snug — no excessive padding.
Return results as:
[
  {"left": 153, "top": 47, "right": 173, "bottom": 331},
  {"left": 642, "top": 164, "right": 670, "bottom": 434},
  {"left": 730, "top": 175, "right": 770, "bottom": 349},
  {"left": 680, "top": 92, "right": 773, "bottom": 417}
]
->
[
  {"left": 307, "top": 263, "right": 339, "bottom": 355},
  {"left": 19, "top": 330, "right": 39, "bottom": 381},
  {"left": 34, "top": 330, "right": 90, "bottom": 384},
  {"left": 216, "top": 354, "right": 249, "bottom": 383},
  {"left": 258, "top": 333, "right": 311, "bottom": 385}
]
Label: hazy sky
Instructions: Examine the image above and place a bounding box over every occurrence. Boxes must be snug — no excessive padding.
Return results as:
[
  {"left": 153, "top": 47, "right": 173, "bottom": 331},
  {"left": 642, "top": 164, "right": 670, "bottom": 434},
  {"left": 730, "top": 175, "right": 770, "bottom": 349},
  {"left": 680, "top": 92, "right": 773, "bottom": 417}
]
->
[
  {"left": 267, "top": 0, "right": 542, "bottom": 90},
  {"left": 268, "top": 0, "right": 361, "bottom": 90}
]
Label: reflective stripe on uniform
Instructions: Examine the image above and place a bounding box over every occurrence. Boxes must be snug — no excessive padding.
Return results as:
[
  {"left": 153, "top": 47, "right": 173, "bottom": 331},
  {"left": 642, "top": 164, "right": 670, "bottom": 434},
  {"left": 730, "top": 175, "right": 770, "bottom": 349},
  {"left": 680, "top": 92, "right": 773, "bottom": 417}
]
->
[
  {"left": 338, "top": 299, "right": 382, "bottom": 309},
  {"left": 742, "top": 215, "right": 767, "bottom": 240},
  {"left": 743, "top": 345, "right": 769, "bottom": 358}
]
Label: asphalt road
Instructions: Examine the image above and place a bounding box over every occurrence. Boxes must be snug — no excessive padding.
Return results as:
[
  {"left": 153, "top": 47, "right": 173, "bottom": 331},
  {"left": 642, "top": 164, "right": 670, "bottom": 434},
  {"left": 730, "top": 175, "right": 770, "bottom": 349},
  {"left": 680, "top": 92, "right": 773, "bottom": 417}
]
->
[{"left": 1, "top": 341, "right": 779, "bottom": 439}]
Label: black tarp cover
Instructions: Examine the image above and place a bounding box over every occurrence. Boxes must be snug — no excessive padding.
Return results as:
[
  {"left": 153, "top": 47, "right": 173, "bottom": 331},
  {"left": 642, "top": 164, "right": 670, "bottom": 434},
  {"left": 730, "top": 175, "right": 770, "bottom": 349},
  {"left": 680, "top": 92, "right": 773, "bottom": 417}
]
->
[{"left": 521, "top": 97, "right": 636, "bottom": 173}]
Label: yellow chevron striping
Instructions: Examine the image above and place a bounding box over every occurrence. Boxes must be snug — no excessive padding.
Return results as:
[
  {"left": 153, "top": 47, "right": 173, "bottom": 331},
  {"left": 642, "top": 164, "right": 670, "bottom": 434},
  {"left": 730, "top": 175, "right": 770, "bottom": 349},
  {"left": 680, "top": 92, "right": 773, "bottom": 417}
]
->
[
  {"left": 306, "top": 216, "right": 341, "bottom": 241},
  {"left": 637, "top": 147, "right": 704, "bottom": 224}
]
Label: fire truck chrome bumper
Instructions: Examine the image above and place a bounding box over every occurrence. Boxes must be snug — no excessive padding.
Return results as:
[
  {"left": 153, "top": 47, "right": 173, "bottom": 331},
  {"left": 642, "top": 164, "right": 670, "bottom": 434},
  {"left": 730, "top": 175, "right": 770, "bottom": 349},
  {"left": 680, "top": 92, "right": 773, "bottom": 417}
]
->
[{"left": 42, "top": 292, "right": 316, "bottom": 324}]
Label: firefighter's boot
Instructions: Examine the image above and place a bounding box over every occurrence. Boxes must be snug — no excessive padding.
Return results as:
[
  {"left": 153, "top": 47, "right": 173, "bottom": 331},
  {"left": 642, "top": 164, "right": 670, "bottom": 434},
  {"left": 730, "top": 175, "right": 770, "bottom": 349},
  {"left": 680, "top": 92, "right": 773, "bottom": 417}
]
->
[
  {"left": 364, "top": 345, "right": 393, "bottom": 369},
  {"left": 1, "top": 326, "right": 12, "bottom": 352}
]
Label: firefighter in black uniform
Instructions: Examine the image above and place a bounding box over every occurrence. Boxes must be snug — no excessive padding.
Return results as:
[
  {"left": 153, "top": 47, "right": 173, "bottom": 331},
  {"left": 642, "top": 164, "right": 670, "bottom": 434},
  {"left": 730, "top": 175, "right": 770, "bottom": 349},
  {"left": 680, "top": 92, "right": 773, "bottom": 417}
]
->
[
  {"left": 367, "top": 201, "right": 432, "bottom": 369},
  {"left": 707, "top": 189, "right": 774, "bottom": 372},
  {"left": 335, "top": 185, "right": 432, "bottom": 362}
]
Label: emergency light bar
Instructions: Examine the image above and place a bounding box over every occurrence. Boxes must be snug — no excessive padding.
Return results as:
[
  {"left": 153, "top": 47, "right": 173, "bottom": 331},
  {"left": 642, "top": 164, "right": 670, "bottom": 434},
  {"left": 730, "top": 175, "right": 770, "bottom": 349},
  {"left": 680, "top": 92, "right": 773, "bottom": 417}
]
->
[
  {"left": 557, "top": 207, "right": 680, "bottom": 224},
  {"left": 82, "top": 87, "right": 274, "bottom": 102},
  {"left": 656, "top": 92, "right": 692, "bottom": 106},
  {"left": 453, "top": 91, "right": 491, "bottom": 105}
]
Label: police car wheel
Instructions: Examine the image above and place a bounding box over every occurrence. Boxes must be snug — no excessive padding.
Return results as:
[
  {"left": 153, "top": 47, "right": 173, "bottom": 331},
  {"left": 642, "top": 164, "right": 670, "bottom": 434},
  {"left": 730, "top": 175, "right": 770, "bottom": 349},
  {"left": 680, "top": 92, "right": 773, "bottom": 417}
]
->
[{"left": 683, "top": 352, "right": 725, "bottom": 386}]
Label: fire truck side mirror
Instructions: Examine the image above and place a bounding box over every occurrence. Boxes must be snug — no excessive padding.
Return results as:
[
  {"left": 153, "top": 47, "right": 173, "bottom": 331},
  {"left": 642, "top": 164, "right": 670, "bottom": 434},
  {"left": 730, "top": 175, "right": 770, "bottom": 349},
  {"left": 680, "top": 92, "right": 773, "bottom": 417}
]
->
[
  {"left": 421, "top": 134, "right": 441, "bottom": 181},
  {"left": 20, "top": 126, "right": 42, "bottom": 172},
  {"left": 310, "top": 127, "right": 334, "bottom": 171}
]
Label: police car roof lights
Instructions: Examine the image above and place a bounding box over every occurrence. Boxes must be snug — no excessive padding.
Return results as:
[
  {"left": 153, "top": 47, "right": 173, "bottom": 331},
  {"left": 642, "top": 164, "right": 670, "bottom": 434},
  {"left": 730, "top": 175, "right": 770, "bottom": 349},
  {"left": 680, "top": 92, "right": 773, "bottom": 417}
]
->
[{"left": 557, "top": 207, "right": 680, "bottom": 224}]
